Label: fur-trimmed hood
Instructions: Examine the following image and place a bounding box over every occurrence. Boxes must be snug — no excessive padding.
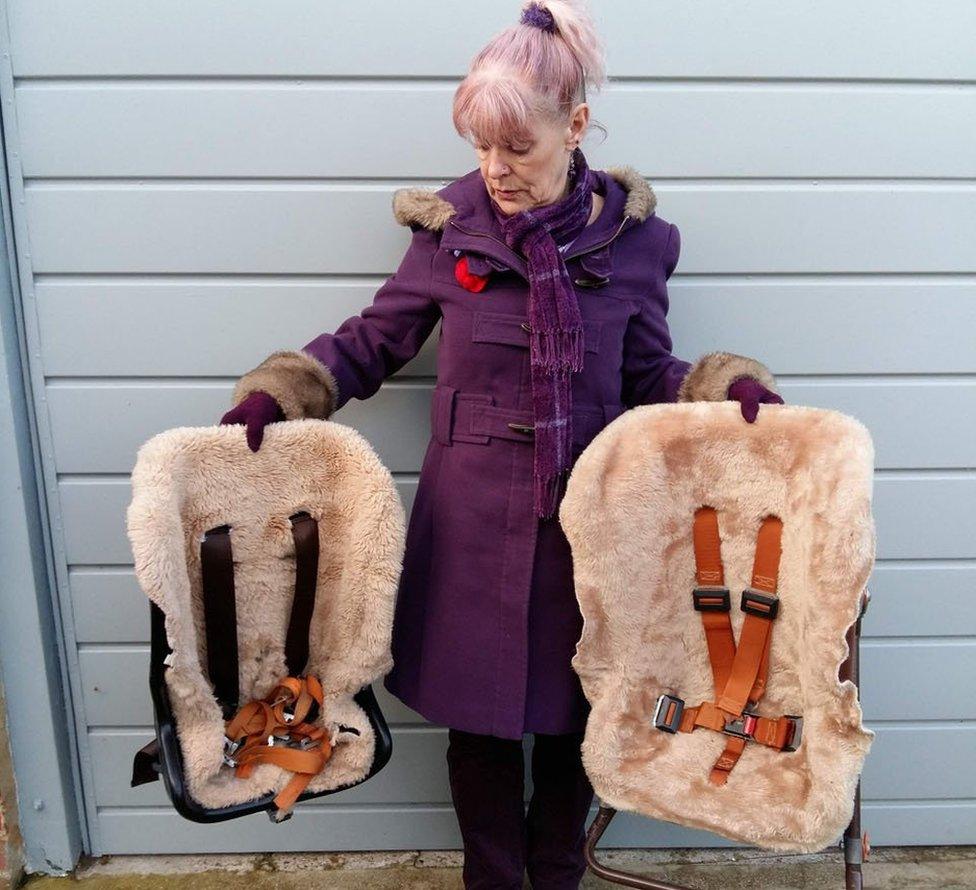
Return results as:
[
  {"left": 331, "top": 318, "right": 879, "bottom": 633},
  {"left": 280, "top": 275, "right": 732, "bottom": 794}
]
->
[{"left": 391, "top": 163, "right": 657, "bottom": 238}]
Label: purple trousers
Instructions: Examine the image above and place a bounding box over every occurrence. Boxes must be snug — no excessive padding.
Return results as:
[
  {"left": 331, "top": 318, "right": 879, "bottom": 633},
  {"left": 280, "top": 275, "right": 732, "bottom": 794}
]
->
[{"left": 446, "top": 728, "right": 595, "bottom": 889}]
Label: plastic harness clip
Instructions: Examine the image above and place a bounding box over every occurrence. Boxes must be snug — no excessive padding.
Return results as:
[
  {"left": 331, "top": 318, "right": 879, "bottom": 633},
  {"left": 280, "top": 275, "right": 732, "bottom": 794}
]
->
[
  {"left": 782, "top": 715, "right": 804, "bottom": 753},
  {"left": 653, "top": 694, "right": 685, "bottom": 734},
  {"left": 693, "top": 586, "right": 731, "bottom": 612},
  {"left": 740, "top": 587, "right": 780, "bottom": 619}
]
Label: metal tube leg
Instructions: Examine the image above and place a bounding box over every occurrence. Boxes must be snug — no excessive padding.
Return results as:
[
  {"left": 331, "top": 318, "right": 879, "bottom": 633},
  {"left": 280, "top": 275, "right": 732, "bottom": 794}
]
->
[
  {"left": 583, "top": 805, "right": 690, "bottom": 890},
  {"left": 844, "top": 782, "right": 864, "bottom": 890},
  {"left": 841, "top": 593, "right": 869, "bottom": 890}
]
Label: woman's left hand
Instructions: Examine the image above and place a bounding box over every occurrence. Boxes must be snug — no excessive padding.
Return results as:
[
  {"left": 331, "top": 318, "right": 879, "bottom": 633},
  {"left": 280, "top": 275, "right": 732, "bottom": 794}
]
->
[{"left": 727, "top": 377, "right": 785, "bottom": 423}]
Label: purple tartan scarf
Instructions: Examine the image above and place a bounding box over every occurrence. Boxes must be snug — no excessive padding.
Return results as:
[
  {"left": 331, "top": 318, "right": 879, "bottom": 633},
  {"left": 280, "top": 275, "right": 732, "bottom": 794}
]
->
[{"left": 490, "top": 146, "right": 597, "bottom": 518}]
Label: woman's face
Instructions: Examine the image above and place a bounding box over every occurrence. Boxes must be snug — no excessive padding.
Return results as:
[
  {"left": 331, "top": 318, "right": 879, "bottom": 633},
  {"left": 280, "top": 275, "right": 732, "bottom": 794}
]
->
[{"left": 475, "top": 102, "right": 588, "bottom": 215}]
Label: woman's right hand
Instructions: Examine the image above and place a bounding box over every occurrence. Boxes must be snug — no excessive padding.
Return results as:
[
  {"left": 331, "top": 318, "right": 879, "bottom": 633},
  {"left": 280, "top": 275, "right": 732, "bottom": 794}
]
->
[{"left": 220, "top": 390, "right": 285, "bottom": 452}]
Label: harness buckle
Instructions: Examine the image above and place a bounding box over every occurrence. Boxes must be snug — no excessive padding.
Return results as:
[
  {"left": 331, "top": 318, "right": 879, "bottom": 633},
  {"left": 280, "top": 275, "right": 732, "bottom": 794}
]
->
[
  {"left": 741, "top": 588, "right": 780, "bottom": 619},
  {"left": 267, "top": 733, "right": 291, "bottom": 747},
  {"left": 722, "top": 711, "right": 759, "bottom": 740},
  {"left": 222, "top": 735, "right": 241, "bottom": 767},
  {"left": 693, "top": 586, "right": 731, "bottom": 612},
  {"left": 782, "top": 715, "right": 804, "bottom": 752},
  {"left": 653, "top": 694, "right": 685, "bottom": 734}
]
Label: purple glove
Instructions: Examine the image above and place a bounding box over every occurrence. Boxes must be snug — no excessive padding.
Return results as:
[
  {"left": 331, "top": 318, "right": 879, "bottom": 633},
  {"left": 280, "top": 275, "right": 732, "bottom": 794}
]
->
[
  {"left": 727, "top": 377, "right": 785, "bottom": 423},
  {"left": 220, "top": 391, "right": 285, "bottom": 452}
]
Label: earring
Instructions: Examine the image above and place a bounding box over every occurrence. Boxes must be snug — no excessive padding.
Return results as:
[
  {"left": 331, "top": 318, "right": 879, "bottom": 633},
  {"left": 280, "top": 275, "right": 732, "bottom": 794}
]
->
[{"left": 568, "top": 151, "right": 576, "bottom": 179}]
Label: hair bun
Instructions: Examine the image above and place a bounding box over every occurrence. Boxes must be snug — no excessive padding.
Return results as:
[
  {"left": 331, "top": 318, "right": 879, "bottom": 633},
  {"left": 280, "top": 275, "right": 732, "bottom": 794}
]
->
[{"left": 520, "top": 1, "right": 557, "bottom": 33}]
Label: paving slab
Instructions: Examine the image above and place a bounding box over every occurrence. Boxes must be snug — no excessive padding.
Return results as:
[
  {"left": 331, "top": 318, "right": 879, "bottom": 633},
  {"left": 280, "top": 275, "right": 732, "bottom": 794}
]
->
[{"left": 19, "top": 846, "right": 976, "bottom": 890}]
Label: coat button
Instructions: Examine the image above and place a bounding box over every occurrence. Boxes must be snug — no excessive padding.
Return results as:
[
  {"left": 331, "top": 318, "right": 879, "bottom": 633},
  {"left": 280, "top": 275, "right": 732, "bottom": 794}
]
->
[
  {"left": 507, "top": 422, "right": 535, "bottom": 436},
  {"left": 574, "top": 276, "right": 610, "bottom": 288}
]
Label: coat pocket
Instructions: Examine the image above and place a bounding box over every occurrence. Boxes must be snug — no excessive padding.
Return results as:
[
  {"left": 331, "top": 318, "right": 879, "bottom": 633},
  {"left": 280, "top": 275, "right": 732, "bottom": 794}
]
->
[{"left": 471, "top": 310, "right": 602, "bottom": 354}]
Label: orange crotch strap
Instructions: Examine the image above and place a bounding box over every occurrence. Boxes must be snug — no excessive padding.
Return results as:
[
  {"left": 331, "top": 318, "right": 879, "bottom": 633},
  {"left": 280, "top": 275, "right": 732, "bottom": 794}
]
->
[{"left": 223, "top": 674, "right": 333, "bottom": 819}]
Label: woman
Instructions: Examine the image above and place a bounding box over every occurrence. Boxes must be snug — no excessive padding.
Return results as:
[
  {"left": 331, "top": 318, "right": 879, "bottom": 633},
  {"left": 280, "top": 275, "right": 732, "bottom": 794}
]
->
[{"left": 221, "top": 2, "right": 783, "bottom": 886}]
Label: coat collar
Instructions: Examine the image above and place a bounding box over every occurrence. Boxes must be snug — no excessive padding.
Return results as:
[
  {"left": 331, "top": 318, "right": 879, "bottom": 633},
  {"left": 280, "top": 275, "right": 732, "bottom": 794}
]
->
[{"left": 391, "top": 164, "right": 657, "bottom": 282}]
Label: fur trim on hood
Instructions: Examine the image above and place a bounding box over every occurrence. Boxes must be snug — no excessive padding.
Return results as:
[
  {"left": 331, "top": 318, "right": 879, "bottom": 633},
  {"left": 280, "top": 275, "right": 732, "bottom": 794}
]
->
[{"left": 391, "top": 165, "right": 657, "bottom": 232}]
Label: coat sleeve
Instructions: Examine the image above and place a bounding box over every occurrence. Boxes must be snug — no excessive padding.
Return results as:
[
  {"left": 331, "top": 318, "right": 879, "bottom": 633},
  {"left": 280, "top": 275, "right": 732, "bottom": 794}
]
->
[
  {"left": 619, "top": 222, "right": 693, "bottom": 407},
  {"left": 620, "top": 222, "right": 781, "bottom": 407},
  {"left": 230, "top": 227, "right": 441, "bottom": 419}
]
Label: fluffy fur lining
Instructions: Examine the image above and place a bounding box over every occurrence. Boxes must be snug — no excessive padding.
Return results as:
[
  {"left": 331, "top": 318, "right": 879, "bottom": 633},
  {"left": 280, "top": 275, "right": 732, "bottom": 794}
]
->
[
  {"left": 126, "top": 420, "right": 406, "bottom": 809},
  {"left": 392, "top": 188, "right": 456, "bottom": 231},
  {"left": 559, "top": 402, "right": 875, "bottom": 852},
  {"left": 677, "top": 351, "right": 779, "bottom": 403},
  {"left": 391, "top": 164, "right": 657, "bottom": 230},
  {"left": 231, "top": 349, "right": 339, "bottom": 421},
  {"left": 604, "top": 165, "right": 657, "bottom": 220}
]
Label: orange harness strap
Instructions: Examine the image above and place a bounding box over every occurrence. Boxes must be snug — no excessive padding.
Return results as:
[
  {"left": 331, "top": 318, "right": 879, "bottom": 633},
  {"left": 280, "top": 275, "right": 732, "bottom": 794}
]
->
[
  {"left": 658, "top": 510, "right": 796, "bottom": 786},
  {"left": 692, "top": 508, "right": 736, "bottom": 692},
  {"left": 677, "top": 701, "right": 797, "bottom": 749},
  {"left": 715, "top": 516, "right": 782, "bottom": 716},
  {"left": 223, "top": 674, "right": 333, "bottom": 821},
  {"left": 709, "top": 515, "right": 782, "bottom": 785}
]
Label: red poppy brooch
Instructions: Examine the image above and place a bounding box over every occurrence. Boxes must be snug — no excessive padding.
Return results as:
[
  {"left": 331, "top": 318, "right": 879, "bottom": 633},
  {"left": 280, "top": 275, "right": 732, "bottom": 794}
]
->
[{"left": 454, "top": 254, "right": 490, "bottom": 293}]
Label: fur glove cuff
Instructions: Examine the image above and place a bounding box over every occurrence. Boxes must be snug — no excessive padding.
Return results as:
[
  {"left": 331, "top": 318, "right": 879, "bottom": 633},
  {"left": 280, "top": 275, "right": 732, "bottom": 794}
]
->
[
  {"left": 230, "top": 349, "right": 340, "bottom": 421},
  {"left": 676, "top": 351, "right": 779, "bottom": 403}
]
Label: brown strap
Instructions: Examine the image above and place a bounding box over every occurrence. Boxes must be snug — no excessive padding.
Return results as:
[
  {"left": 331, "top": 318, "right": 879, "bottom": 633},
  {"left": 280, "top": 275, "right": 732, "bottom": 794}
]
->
[
  {"left": 130, "top": 738, "right": 160, "bottom": 787},
  {"left": 693, "top": 507, "right": 736, "bottom": 693},
  {"left": 200, "top": 524, "right": 239, "bottom": 717},
  {"left": 714, "top": 515, "right": 783, "bottom": 717},
  {"left": 285, "top": 512, "right": 319, "bottom": 677},
  {"left": 200, "top": 512, "right": 318, "bottom": 719}
]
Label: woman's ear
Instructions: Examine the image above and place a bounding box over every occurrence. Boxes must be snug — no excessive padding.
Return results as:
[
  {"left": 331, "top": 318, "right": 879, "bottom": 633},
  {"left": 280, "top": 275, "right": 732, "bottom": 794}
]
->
[{"left": 566, "top": 102, "right": 589, "bottom": 148}]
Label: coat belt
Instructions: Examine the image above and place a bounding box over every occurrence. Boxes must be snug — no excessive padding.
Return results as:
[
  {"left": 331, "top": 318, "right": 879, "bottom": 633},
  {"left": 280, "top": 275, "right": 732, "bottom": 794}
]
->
[{"left": 431, "top": 384, "right": 624, "bottom": 447}]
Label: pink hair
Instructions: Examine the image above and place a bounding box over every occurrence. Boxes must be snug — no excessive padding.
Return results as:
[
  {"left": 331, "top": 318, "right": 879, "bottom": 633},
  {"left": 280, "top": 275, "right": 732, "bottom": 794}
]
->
[{"left": 452, "top": 0, "right": 607, "bottom": 147}]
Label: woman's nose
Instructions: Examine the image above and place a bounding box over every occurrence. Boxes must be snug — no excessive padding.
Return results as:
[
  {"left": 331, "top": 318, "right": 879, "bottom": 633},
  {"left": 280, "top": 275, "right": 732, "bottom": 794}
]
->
[{"left": 486, "top": 152, "right": 509, "bottom": 178}]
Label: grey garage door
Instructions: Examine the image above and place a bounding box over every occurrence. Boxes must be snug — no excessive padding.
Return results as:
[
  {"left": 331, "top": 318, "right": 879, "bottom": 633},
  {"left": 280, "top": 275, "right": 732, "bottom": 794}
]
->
[{"left": 1, "top": 0, "right": 974, "bottom": 855}]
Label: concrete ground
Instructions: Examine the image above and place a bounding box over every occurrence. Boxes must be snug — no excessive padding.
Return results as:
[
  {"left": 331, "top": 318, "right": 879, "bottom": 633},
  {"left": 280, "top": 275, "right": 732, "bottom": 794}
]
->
[{"left": 18, "top": 846, "right": 976, "bottom": 889}]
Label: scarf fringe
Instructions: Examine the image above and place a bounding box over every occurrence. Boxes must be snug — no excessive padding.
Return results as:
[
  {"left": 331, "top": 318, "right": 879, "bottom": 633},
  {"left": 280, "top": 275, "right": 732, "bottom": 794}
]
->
[
  {"left": 535, "top": 469, "right": 565, "bottom": 519},
  {"left": 530, "top": 328, "right": 585, "bottom": 374}
]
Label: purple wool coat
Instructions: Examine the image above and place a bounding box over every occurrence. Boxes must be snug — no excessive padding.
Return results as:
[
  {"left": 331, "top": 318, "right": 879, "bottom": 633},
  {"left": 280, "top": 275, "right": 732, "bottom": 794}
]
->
[{"left": 234, "top": 163, "right": 777, "bottom": 740}]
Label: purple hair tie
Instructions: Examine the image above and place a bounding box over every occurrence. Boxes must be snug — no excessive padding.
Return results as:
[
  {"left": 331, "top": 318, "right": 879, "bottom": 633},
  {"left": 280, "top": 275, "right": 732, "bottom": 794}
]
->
[{"left": 521, "top": 2, "right": 557, "bottom": 33}]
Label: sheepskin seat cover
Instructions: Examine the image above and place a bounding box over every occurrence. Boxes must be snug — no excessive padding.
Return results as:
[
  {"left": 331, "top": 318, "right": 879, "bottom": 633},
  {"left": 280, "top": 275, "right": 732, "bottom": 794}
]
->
[
  {"left": 559, "top": 402, "right": 875, "bottom": 852},
  {"left": 126, "top": 419, "right": 405, "bottom": 810}
]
